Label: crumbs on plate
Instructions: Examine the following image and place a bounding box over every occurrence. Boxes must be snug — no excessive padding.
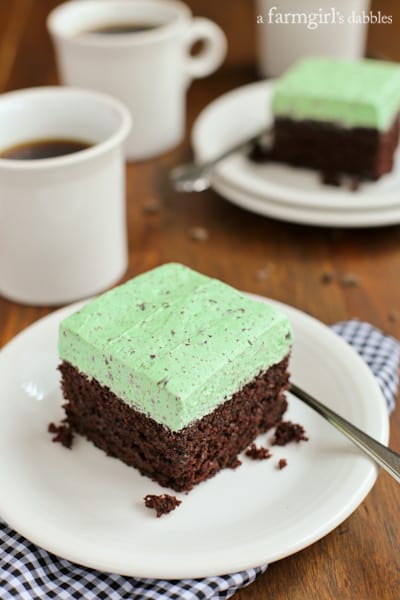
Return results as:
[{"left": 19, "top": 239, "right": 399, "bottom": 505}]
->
[{"left": 144, "top": 494, "right": 182, "bottom": 517}]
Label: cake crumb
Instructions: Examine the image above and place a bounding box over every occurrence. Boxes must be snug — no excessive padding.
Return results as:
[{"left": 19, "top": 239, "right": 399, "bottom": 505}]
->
[
  {"left": 388, "top": 310, "right": 398, "bottom": 323},
  {"left": 255, "top": 265, "right": 274, "bottom": 282},
  {"left": 245, "top": 443, "right": 272, "bottom": 460},
  {"left": 277, "top": 458, "right": 288, "bottom": 470},
  {"left": 272, "top": 421, "right": 308, "bottom": 446},
  {"left": 341, "top": 273, "right": 360, "bottom": 288},
  {"left": 321, "top": 171, "right": 341, "bottom": 187},
  {"left": 349, "top": 178, "right": 361, "bottom": 192},
  {"left": 320, "top": 271, "right": 335, "bottom": 284},
  {"left": 48, "top": 421, "right": 74, "bottom": 449},
  {"left": 189, "top": 226, "right": 209, "bottom": 242},
  {"left": 228, "top": 456, "right": 242, "bottom": 469},
  {"left": 144, "top": 494, "right": 182, "bottom": 517},
  {"left": 142, "top": 198, "right": 160, "bottom": 214}
]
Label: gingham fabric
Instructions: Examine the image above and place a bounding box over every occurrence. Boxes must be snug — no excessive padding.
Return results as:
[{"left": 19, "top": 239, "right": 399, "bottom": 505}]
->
[
  {"left": 1, "top": 320, "right": 399, "bottom": 600},
  {"left": 332, "top": 320, "right": 399, "bottom": 414}
]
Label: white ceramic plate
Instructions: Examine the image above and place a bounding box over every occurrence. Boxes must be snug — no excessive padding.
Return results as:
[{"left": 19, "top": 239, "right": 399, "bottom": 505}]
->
[
  {"left": 192, "top": 81, "right": 400, "bottom": 227},
  {"left": 212, "top": 174, "right": 400, "bottom": 228},
  {"left": 0, "top": 297, "right": 388, "bottom": 578}
]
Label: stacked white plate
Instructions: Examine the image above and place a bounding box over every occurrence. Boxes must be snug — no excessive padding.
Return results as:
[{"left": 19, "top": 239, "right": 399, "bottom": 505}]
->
[{"left": 192, "top": 81, "right": 400, "bottom": 228}]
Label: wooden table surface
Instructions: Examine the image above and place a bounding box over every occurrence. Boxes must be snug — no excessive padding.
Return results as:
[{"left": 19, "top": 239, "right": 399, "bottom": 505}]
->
[{"left": 1, "top": 2, "right": 399, "bottom": 599}]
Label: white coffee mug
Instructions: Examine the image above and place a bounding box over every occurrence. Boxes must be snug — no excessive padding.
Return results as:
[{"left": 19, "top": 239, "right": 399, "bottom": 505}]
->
[
  {"left": 256, "top": 0, "right": 369, "bottom": 78},
  {"left": 0, "top": 87, "right": 131, "bottom": 306},
  {"left": 47, "top": 0, "right": 227, "bottom": 161}
]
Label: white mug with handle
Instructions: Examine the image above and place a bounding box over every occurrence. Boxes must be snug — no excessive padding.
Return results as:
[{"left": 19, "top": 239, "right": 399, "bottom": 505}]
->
[
  {"left": 48, "top": 0, "right": 227, "bottom": 161},
  {"left": 0, "top": 87, "right": 131, "bottom": 306}
]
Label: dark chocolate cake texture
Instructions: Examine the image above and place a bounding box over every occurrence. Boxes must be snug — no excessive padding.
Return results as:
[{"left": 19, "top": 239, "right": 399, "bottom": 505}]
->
[{"left": 265, "top": 57, "right": 400, "bottom": 181}]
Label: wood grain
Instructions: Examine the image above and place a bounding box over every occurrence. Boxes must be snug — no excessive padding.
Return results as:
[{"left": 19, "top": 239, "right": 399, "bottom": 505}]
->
[{"left": 0, "top": 2, "right": 399, "bottom": 599}]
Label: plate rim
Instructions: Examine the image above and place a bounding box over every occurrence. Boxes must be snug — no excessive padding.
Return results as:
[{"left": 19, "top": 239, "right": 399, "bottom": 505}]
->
[
  {"left": 211, "top": 173, "right": 400, "bottom": 228},
  {"left": 0, "top": 297, "right": 389, "bottom": 578}
]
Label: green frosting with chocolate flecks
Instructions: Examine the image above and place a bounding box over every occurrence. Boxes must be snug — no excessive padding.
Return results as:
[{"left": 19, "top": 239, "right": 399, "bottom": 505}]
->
[
  {"left": 58, "top": 263, "right": 293, "bottom": 431},
  {"left": 272, "top": 57, "right": 400, "bottom": 130}
]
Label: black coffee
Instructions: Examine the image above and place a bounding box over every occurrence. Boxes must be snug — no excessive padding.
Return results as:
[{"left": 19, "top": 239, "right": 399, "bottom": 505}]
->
[
  {"left": 84, "top": 22, "right": 161, "bottom": 34},
  {"left": 0, "top": 138, "right": 92, "bottom": 160}
]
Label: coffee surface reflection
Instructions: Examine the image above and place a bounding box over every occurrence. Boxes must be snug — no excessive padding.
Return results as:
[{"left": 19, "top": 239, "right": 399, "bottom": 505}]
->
[
  {"left": 83, "top": 22, "right": 162, "bottom": 35},
  {"left": 0, "top": 138, "right": 92, "bottom": 160}
]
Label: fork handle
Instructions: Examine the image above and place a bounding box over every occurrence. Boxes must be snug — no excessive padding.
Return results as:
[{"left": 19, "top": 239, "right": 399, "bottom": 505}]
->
[{"left": 290, "top": 384, "right": 400, "bottom": 483}]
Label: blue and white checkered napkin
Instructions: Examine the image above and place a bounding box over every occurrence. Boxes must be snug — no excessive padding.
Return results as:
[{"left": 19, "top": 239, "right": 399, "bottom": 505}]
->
[{"left": 1, "top": 320, "right": 399, "bottom": 600}]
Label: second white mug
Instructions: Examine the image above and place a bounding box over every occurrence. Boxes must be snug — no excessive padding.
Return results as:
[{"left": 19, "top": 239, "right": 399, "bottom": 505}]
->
[
  {"left": 48, "top": 0, "right": 227, "bottom": 161},
  {"left": 255, "top": 0, "right": 370, "bottom": 78}
]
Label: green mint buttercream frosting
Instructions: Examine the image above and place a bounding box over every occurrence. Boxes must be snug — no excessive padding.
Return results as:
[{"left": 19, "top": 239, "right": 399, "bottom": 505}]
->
[
  {"left": 271, "top": 57, "right": 400, "bottom": 130},
  {"left": 59, "top": 264, "right": 292, "bottom": 431}
]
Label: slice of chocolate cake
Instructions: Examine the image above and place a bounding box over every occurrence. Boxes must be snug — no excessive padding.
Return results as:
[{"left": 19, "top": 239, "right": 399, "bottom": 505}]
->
[
  {"left": 58, "top": 263, "right": 292, "bottom": 491},
  {"left": 269, "top": 57, "right": 400, "bottom": 181}
]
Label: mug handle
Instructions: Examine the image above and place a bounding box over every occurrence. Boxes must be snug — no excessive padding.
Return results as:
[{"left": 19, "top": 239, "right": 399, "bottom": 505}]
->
[{"left": 184, "top": 17, "right": 227, "bottom": 81}]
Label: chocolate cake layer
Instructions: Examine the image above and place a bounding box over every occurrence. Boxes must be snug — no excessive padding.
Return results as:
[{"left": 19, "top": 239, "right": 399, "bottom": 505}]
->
[
  {"left": 59, "top": 356, "right": 290, "bottom": 492},
  {"left": 271, "top": 116, "right": 400, "bottom": 180}
]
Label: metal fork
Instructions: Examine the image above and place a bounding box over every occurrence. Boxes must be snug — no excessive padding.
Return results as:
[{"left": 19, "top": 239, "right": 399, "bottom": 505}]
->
[
  {"left": 291, "top": 384, "right": 400, "bottom": 484},
  {"left": 170, "top": 128, "right": 272, "bottom": 192}
]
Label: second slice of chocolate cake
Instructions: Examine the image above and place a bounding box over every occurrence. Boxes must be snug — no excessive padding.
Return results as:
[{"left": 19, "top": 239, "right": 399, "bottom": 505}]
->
[
  {"left": 58, "top": 263, "right": 292, "bottom": 491},
  {"left": 270, "top": 57, "right": 400, "bottom": 181}
]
